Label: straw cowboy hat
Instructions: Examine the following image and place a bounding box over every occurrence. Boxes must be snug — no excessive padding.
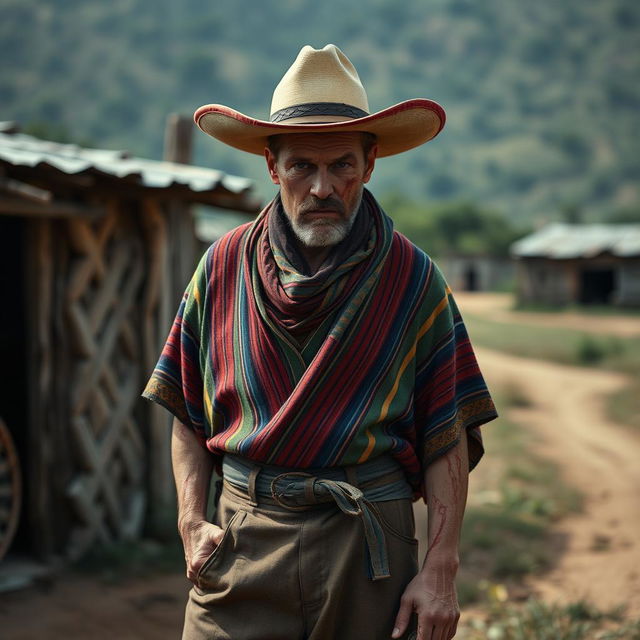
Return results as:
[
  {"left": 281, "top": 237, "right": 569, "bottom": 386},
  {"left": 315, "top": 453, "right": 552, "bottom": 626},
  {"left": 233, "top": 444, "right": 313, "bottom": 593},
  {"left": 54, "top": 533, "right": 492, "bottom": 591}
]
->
[{"left": 194, "top": 44, "right": 446, "bottom": 158}]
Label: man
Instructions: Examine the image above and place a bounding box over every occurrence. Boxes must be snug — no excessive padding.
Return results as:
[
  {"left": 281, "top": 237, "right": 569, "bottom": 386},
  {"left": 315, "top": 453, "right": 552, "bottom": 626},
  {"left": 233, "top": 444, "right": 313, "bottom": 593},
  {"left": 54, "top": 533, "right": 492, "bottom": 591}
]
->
[{"left": 144, "top": 44, "right": 497, "bottom": 640}]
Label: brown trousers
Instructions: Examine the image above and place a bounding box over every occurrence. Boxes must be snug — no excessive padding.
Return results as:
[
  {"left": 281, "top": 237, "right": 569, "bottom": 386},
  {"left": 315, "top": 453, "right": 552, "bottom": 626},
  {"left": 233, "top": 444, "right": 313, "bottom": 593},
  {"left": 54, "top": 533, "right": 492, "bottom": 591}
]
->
[{"left": 183, "top": 480, "right": 419, "bottom": 640}]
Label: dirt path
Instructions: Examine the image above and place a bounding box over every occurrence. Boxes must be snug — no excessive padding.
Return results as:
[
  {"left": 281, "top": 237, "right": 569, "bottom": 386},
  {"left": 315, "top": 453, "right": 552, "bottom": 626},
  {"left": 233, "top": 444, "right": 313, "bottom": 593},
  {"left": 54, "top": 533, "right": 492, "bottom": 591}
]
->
[
  {"left": 456, "top": 292, "right": 640, "bottom": 337},
  {"left": 0, "top": 571, "right": 189, "bottom": 639},
  {"left": 474, "top": 346, "right": 640, "bottom": 616}
]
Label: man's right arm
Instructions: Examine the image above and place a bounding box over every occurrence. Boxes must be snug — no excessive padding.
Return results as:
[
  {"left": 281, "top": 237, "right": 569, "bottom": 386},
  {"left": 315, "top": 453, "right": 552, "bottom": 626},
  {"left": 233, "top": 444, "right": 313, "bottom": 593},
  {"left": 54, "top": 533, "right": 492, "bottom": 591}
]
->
[{"left": 171, "top": 416, "right": 223, "bottom": 583}]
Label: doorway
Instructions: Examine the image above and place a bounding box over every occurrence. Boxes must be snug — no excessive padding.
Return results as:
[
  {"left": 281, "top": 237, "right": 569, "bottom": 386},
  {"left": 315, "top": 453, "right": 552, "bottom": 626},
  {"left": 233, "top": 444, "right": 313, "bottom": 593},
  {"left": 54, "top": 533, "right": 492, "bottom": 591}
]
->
[
  {"left": 0, "top": 215, "right": 28, "bottom": 557},
  {"left": 464, "top": 265, "right": 479, "bottom": 291},
  {"left": 579, "top": 267, "right": 616, "bottom": 305}
]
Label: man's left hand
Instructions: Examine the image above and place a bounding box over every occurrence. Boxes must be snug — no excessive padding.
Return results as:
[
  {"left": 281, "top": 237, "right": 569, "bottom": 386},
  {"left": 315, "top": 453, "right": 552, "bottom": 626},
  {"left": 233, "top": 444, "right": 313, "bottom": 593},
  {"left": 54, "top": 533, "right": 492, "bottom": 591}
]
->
[{"left": 391, "top": 567, "right": 460, "bottom": 640}]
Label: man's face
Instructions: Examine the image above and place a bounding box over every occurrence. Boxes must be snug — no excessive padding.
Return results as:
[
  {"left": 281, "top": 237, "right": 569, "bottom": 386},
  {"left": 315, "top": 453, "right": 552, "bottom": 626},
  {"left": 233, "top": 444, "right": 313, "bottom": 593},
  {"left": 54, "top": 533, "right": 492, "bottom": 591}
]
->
[{"left": 265, "top": 132, "right": 377, "bottom": 248}]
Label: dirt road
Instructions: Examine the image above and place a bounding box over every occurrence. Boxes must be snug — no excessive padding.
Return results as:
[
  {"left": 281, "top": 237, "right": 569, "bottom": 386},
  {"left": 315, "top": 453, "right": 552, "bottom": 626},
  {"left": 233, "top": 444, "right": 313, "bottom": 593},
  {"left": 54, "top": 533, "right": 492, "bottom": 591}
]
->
[
  {"left": 456, "top": 292, "right": 640, "bottom": 337},
  {"left": 474, "top": 346, "right": 640, "bottom": 616},
  {"left": 0, "top": 571, "right": 189, "bottom": 639}
]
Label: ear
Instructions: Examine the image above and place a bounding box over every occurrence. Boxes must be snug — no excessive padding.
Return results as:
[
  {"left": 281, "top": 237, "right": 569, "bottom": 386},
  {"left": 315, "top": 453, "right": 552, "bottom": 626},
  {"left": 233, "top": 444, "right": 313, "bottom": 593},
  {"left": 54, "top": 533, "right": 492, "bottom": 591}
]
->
[
  {"left": 362, "top": 144, "right": 377, "bottom": 184},
  {"left": 264, "top": 147, "right": 281, "bottom": 185}
]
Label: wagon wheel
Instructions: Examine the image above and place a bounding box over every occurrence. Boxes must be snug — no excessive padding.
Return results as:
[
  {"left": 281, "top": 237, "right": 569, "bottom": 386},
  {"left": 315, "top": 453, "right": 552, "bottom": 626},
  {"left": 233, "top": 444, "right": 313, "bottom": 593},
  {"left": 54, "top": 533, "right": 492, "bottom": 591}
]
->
[{"left": 0, "top": 418, "right": 21, "bottom": 561}]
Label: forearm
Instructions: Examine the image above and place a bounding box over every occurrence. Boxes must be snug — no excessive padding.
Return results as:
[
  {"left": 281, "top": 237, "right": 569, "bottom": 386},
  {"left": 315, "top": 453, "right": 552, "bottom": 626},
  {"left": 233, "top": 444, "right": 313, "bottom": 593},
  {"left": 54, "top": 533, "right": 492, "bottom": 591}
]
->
[
  {"left": 171, "top": 417, "right": 214, "bottom": 535},
  {"left": 392, "top": 433, "right": 469, "bottom": 638},
  {"left": 171, "top": 417, "right": 224, "bottom": 582},
  {"left": 421, "top": 431, "right": 469, "bottom": 575}
]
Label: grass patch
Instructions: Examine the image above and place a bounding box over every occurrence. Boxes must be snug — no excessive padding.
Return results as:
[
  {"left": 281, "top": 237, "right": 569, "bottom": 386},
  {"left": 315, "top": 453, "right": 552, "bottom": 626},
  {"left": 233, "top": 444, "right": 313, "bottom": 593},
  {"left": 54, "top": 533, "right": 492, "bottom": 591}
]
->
[
  {"left": 459, "top": 599, "right": 640, "bottom": 640},
  {"left": 464, "top": 313, "right": 640, "bottom": 430},
  {"left": 464, "top": 313, "right": 640, "bottom": 376},
  {"left": 458, "top": 390, "right": 581, "bottom": 605},
  {"left": 461, "top": 508, "right": 549, "bottom": 582},
  {"left": 500, "top": 381, "right": 533, "bottom": 408},
  {"left": 513, "top": 301, "right": 640, "bottom": 318},
  {"left": 607, "top": 380, "right": 640, "bottom": 431}
]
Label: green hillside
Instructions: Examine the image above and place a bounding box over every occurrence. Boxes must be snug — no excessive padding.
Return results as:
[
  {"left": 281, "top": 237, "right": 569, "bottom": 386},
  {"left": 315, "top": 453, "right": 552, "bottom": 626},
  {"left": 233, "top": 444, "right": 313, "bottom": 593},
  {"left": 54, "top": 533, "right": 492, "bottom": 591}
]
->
[{"left": 2, "top": 0, "right": 638, "bottom": 222}]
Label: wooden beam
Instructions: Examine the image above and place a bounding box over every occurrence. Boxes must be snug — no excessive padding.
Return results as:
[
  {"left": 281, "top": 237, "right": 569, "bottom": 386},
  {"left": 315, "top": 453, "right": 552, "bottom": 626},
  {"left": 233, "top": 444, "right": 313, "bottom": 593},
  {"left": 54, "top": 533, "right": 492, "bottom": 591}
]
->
[
  {"left": 120, "top": 490, "right": 145, "bottom": 540},
  {"left": 164, "top": 113, "right": 193, "bottom": 164},
  {"left": 66, "top": 207, "right": 118, "bottom": 300},
  {"left": 0, "top": 197, "right": 104, "bottom": 219},
  {"left": 191, "top": 191, "right": 262, "bottom": 212},
  {"left": 6, "top": 164, "right": 95, "bottom": 190},
  {"left": 141, "top": 199, "right": 176, "bottom": 535},
  {"left": 87, "top": 242, "right": 130, "bottom": 334},
  {"left": 66, "top": 476, "right": 111, "bottom": 543},
  {"left": 25, "top": 219, "right": 55, "bottom": 559},
  {"left": 0, "top": 177, "right": 52, "bottom": 203},
  {"left": 71, "top": 255, "right": 143, "bottom": 416},
  {"left": 66, "top": 301, "right": 96, "bottom": 359}
]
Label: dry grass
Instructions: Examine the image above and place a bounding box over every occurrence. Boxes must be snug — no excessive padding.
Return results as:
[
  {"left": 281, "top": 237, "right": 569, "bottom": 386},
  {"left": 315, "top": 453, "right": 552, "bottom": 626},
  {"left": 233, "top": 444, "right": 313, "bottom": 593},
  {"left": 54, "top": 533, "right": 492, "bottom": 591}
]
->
[{"left": 459, "top": 599, "right": 640, "bottom": 639}]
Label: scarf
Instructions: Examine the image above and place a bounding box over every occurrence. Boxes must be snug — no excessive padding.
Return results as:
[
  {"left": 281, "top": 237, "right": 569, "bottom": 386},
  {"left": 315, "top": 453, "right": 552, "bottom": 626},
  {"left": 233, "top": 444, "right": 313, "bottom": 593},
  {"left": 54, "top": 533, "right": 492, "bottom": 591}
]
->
[{"left": 254, "top": 190, "right": 388, "bottom": 341}]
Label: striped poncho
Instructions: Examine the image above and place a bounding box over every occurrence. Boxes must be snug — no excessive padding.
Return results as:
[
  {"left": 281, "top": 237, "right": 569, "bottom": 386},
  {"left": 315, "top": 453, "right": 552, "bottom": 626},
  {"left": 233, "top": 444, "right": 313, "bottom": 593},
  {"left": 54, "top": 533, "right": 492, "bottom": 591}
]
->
[{"left": 143, "top": 190, "right": 497, "bottom": 498}]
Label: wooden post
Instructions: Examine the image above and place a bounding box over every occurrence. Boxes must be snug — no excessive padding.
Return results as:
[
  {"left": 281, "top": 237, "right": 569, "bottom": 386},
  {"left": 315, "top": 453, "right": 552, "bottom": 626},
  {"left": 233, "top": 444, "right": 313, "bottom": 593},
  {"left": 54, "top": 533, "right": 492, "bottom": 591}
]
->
[
  {"left": 25, "top": 218, "right": 55, "bottom": 559},
  {"left": 163, "top": 114, "right": 193, "bottom": 165},
  {"left": 141, "top": 199, "right": 176, "bottom": 537}
]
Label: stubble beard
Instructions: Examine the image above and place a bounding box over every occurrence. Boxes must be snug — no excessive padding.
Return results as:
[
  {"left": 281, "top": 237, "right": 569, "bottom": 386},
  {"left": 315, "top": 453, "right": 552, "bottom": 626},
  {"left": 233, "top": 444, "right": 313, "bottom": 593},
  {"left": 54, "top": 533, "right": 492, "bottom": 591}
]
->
[{"left": 289, "top": 193, "right": 362, "bottom": 248}]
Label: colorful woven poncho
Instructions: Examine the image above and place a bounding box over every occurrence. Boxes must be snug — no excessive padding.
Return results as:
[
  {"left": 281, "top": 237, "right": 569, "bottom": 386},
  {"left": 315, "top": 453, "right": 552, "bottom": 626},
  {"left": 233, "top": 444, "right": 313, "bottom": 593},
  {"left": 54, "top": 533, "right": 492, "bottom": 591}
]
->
[{"left": 143, "top": 190, "right": 497, "bottom": 497}]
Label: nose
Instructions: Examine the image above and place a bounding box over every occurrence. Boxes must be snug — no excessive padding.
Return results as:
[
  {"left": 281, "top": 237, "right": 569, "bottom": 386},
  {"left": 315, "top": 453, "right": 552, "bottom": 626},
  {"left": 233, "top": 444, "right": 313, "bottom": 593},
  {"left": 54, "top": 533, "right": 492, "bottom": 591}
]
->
[{"left": 310, "top": 168, "right": 333, "bottom": 200}]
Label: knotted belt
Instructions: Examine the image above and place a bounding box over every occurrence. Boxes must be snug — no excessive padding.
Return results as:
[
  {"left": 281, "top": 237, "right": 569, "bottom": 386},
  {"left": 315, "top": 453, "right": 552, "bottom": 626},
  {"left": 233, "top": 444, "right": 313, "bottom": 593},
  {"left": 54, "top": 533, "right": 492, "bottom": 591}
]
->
[{"left": 222, "top": 454, "right": 413, "bottom": 581}]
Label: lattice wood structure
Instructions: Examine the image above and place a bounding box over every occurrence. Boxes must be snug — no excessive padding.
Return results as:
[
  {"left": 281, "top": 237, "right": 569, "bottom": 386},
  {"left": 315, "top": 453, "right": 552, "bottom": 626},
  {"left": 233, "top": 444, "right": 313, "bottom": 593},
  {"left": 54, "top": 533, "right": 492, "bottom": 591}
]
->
[{"left": 0, "top": 124, "right": 258, "bottom": 562}]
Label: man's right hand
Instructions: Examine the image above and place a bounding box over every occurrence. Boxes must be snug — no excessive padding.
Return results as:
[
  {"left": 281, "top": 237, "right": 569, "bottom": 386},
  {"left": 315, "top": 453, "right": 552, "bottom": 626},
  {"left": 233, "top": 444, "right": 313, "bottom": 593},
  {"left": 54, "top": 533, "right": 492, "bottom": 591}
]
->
[
  {"left": 171, "top": 419, "right": 220, "bottom": 584},
  {"left": 180, "top": 519, "right": 225, "bottom": 583}
]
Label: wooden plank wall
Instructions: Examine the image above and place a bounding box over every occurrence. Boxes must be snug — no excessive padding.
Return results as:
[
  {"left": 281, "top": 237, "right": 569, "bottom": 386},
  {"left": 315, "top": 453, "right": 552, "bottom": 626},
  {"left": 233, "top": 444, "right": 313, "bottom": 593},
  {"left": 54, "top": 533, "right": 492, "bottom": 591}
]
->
[
  {"left": 16, "top": 189, "right": 199, "bottom": 559},
  {"left": 142, "top": 197, "right": 198, "bottom": 536}
]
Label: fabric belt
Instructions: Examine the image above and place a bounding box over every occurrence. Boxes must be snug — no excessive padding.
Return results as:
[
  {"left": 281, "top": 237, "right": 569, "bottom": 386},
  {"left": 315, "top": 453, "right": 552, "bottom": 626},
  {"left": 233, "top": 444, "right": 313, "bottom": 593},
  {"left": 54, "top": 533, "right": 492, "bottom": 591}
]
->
[{"left": 221, "top": 454, "right": 413, "bottom": 581}]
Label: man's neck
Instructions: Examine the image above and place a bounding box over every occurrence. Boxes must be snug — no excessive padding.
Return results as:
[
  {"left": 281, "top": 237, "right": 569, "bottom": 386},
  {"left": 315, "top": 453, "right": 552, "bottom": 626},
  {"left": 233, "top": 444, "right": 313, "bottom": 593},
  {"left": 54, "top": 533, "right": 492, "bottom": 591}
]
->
[{"left": 297, "top": 243, "right": 333, "bottom": 274}]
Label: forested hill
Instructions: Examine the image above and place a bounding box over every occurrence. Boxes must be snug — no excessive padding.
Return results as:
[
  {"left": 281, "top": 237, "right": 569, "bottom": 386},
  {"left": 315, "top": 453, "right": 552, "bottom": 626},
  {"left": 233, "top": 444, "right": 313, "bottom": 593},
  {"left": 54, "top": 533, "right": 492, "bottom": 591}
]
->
[{"left": 2, "top": 0, "right": 638, "bottom": 222}]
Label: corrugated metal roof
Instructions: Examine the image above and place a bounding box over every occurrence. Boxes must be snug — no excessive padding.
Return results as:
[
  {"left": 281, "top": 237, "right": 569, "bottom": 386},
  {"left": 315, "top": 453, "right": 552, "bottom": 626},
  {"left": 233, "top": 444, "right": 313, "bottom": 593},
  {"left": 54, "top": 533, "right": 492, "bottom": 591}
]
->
[
  {"left": 0, "top": 130, "right": 255, "bottom": 198},
  {"left": 511, "top": 223, "right": 640, "bottom": 259},
  {"left": 195, "top": 211, "right": 254, "bottom": 244}
]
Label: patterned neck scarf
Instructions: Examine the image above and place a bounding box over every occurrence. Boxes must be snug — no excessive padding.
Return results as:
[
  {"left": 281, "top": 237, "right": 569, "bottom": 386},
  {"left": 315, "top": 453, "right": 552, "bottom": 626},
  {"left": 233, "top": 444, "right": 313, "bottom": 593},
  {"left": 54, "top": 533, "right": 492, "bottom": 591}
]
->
[{"left": 252, "top": 189, "right": 392, "bottom": 340}]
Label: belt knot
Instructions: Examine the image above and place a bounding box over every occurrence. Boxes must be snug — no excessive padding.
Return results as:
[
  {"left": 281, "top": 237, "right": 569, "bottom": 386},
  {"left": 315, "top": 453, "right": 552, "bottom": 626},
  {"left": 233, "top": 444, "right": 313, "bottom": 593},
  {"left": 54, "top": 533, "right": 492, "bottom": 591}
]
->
[{"left": 270, "top": 472, "right": 389, "bottom": 580}]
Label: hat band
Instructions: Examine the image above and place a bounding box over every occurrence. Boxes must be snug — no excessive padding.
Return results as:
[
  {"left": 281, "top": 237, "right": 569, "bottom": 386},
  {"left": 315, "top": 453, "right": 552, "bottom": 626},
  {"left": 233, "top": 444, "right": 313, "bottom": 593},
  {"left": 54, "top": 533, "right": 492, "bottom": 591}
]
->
[{"left": 270, "top": 102, "right": 369, "bottom": 123}]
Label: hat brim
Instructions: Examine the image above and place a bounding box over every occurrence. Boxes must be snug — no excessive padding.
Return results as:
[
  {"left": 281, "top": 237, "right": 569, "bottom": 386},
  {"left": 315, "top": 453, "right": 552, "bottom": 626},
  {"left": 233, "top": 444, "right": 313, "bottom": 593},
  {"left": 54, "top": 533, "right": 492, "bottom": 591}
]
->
[{"left": 194, "top": 99, "right": 445, "bottom": 158}]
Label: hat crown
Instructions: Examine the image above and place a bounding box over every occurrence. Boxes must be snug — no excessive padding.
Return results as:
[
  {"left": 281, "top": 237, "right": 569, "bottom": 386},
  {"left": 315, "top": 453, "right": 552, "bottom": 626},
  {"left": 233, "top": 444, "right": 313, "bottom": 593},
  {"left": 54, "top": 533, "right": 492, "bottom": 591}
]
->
[{"left": 270, "top": 44, "right": 370, "bottom": 120}]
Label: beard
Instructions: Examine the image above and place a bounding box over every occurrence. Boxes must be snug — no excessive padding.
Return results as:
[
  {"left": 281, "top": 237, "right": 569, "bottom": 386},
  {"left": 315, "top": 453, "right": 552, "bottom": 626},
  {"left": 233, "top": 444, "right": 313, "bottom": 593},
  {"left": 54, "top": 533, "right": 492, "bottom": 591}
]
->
[
  {"left": 290, "top": 214, "right": 357, "bottom": 247},
  {"left": 289, "top": 193, "right": 361, "bottom": 248}
]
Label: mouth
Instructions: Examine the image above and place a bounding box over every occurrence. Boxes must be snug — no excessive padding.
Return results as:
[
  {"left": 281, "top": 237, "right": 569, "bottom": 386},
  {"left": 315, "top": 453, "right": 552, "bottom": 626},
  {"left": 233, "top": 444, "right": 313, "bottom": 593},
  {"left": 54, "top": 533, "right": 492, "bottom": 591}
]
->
[
  {"left": 301, "top": 198, "right": 345, "bottom": 218},
  {"left": 305, "top": 209, "right": 341, "bottom": 218}
]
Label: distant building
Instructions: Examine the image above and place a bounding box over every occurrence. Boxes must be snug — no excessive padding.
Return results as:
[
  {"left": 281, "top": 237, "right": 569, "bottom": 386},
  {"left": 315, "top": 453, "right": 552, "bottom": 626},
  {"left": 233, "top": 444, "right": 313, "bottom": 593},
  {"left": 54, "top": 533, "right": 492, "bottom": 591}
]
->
[
  {"left": 0, "top": 123, "right": 259, "bottom": 571},
  {"left": 511, "top": 223, "right": 640, "bottom": 307},
  {"left": 438, "top": 253, "right": 514, "bottom": 293}
]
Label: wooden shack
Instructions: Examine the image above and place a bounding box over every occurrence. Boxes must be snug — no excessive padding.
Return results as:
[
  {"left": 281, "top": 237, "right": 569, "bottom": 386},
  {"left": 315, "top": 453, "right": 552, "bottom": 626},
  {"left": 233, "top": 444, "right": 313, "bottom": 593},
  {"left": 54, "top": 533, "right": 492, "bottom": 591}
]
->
[
  {"left": 0, "top": 122, "right": 259, "bottom": 568},
  {"left": 437, "top": 253, "right": 513, "bottom": 292},
  {"left": 511, "top": 223, "right": 640, "bottom": 307}
]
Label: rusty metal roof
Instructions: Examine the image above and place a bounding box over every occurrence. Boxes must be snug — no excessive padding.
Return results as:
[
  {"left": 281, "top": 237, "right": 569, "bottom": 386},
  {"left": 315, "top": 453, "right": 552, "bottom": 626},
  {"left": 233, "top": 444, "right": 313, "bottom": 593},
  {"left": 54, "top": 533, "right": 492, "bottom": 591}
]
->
[
  {"left": 0, "top": 128, "right": 258, "bottom": 208},
  {"left": 511, "top": 223, "right": 640, "bottom": 259}
]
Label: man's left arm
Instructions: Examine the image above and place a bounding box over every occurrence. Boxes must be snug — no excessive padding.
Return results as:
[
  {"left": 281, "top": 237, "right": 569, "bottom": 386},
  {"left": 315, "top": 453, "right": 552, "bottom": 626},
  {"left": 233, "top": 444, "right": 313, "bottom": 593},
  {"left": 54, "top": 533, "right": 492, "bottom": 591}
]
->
[{"left": 392, "top": 432, "right": 469, "bottom": 640}]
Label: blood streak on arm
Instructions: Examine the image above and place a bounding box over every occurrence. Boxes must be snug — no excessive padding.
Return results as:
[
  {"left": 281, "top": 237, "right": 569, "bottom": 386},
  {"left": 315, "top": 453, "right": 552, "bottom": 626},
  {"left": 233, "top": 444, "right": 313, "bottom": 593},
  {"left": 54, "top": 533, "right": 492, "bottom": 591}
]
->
[
  {"left": 426, "top": 494, "right": 448, "bottom": 553},
  {"left": 423, "top": 435, "right": 469, "bottom": 561}
]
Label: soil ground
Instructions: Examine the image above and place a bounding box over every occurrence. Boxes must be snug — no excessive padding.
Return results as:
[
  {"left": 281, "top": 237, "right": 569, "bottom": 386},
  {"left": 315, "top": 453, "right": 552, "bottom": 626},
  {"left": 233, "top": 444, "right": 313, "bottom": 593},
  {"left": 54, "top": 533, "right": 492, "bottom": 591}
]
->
[
  {"left": 475, "top": 346, "right": 640, "bottom": 617},
  {"left": 1, "top": 293, "right": 639, "bottom": 637}
]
